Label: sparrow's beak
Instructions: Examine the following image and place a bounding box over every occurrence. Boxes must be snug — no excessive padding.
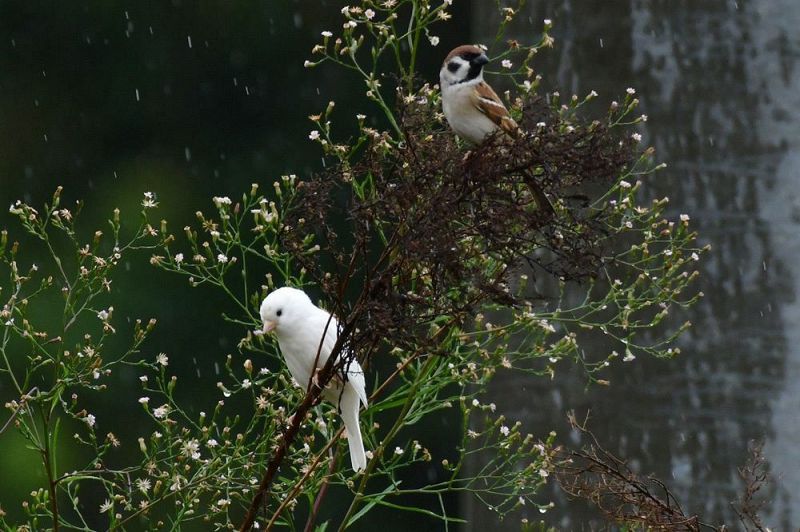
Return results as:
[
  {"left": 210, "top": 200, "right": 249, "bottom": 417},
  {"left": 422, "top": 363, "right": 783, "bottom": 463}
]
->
[
  {"left": 262, "top": 320, "right": 277, "bottom": 334},
  {"left": 472, "top": 54, "right": 489, "bottom": 67}
]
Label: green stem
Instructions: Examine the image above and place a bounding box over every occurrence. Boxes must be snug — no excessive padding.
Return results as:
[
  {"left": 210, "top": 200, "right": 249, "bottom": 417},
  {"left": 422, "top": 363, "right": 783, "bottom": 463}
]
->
[{"left": 337, "top": 355, "right": 439, "bottom": 530}]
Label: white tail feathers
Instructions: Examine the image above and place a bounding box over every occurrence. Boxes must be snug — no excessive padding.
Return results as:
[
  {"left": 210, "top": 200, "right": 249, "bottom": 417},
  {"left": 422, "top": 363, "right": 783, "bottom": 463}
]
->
[{"left": 340, "top": 385, "right": 367, "bottom": 472}]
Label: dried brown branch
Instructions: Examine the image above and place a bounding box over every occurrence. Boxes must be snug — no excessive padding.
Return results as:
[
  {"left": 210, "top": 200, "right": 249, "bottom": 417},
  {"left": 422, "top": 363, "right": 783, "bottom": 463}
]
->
[
  {"left": 240, "top": 93, "right": 637, "bottom": 530},
  {"left": 731, "top": 441, "right": 770, "bottom": 531},
  {"left": 556, "top": 412, "right": 720, "bottom": 531}
]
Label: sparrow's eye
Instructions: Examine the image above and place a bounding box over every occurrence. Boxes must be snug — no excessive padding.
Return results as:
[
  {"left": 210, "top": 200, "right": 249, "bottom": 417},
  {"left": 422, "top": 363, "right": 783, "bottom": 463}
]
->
[
  {"left": 276, "top": 309, "right": 283, "bottom": 317},
  {"left": 447, "top": 61, "right": 459, "bottom": 73}
]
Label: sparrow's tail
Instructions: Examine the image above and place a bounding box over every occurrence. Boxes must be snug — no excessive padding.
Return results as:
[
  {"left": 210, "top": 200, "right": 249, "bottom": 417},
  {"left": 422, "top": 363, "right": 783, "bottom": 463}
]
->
[{"left": 340, "top": 385, "right": 367, "bottom": 472}]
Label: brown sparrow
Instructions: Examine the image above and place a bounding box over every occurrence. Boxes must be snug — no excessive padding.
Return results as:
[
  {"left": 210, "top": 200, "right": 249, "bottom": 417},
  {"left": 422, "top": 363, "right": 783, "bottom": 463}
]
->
[{"left": 440, "top": 45, "right": 554, "bottom": 216}]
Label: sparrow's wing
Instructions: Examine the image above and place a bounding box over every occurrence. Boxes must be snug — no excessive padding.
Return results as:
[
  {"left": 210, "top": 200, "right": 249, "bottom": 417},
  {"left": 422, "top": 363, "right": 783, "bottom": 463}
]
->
[{"left": 472, "top": 82, "right": 519, "bottom": 135}]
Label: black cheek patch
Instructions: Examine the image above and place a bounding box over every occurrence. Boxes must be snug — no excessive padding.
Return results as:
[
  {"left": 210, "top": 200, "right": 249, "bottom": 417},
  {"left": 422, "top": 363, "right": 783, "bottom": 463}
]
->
[{"left": 447, "top": 62, "right": 459, "bottom": 73}]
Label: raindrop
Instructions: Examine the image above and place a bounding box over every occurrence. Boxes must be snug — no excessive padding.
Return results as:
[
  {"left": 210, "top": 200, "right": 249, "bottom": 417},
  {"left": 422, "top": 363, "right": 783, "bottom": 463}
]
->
[
  {"left": 135, "top": 88, "right": 141, "bottom": 101},
  {"left": 293, "top": 13, "right": 303, "bottom": 28},
  {"left": 233, "top": 77, "right": 238, "bottom": 86},
  {"left": 214, "top": 362, "right": 220, "bottom": 375},
  {"left": 10, "top": 39, "right": 16, "bottom": 48},
  {"left": 185, "top": 147, "right": 192, "bottom": 161},
  {"left": 124, "top": 10, "right": 130, "bottom": 20},
  {"left": 187, "top": 35, "right": 193, "bottom": 48},
  {"left": 42, "top": 69, "right": 47, "bottom": 78},
  {"left": 762, "top": 261, "right": 767, "bottom": 271},
  {"left": 113, "top": 171, "right": 118, "bottom": 178},
  {"left": 149, "top": 26, "right": 154, "bottom": 35},
  {"left": 245, "top": 86, "right": 250, "bottom": 96},
  {"left": 34, "top": 99, "right": 39, "bottom": 107},
  {"left": 43, "top": 134, "right": 48, "bottom": 142},
  {"left": 599, "top": 38, "right": 604, "bottom": 48},
  {"left": 125, "top": 261, "right": 131, "bottom": 271}
]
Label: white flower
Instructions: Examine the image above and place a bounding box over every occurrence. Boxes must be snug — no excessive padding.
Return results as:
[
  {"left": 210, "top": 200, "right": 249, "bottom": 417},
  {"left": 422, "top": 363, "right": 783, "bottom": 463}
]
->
[
  {"left": 365, "top": 450, "right": 374, "bottom": 459},
  {"left": 345, "top": 20, "right": 357, "bottom": 29},
  {"left": 97, "top": 309, "right": 110, "bottom": 321},
  {"left": 640, "top": 114, "right": 648, "bottom": 122},
  {"left": 212, "top": 196, "right": 232, "bottom": 207},
  {"left": 138, "top": 397, "right": 150, "bottom": 404},
  {"left": 544, "top": 18, "right": 552, "bottom": 25},
  {"left": 309, "top": 130, "right": 320, "bottom": 140},
  {"left": 623, "top": 352, "right": 636, "bottom": 362},
  {"left": 691, "top": 252, "right": 700, "bottom": 261},
  {"left": 84, "top": 414, "right": 96, "bottom": 427},
  {"left": 242, "top": 379, "right": 252, "bottom": 389},
  {"left": 99, "top": 499, "right": 112, "bottom": 513},
  {"left": 156, "top": 353, "right": 169, "bottom": 366},
  {"left": 182, "top": 439, "right": 201, "bottom": 460},
  {"left": 394, "top": 446, "right": 404, "bottom": 455},
  {"left": 631, "top": 133, "right": 642, "bottom": 142},
  {"left": 472, "top": 398, "right": 480, "bottom": 407},
  {"left": 321, "top": 31, "right": 333, "bottom": 38},
  {"left": 664, "top": 249, "right": 673, "bottom": 256},
  {"left": 142, "top": 192, "right": 158, "bottom": 209},
  {"left": 365, "top": 9, "right": 375, "bottom": 19},
  {"left": 217, "top": 498, "right": 231, "bottom": 508},
  {"left": 619, "top": 180, "right": 632, "bottom": 188},
  {"left": 500, "top": 425, "right": 510, "bottom": 436},
  {"left": 139, "top": 375, "right": 148, "bottom": 383},
  {"left": 136, "top": 478, "right": 151, "bottom": 494},
  {"left": 680, "top": 214, "right": 690, "bottom": 222},
  {"left": 536, "top": 121, "right": 547, "bottom": 128},
  {"left": 207, "top": 438, "right": 218, "bottom": 448},
  {"left": 174, "top": 253, "right": 184, "bottom": 264},
  {"left": 217, "top": 253, "right": 228, "bottom": 264},
  {"left": 538, "top": 468, "right": 549, "bottom": 478},
  {"left": 501, "top": 59, "right": 513, "bottom": 69},
  {"left": 626, "top": 87, "right": 636, "bottom": 95},
  {"left": 153, "top": 404, "right": 169, "bottom": 419},
  {"left": 428, "top": 35, "right": 440, "bottom": 46}
]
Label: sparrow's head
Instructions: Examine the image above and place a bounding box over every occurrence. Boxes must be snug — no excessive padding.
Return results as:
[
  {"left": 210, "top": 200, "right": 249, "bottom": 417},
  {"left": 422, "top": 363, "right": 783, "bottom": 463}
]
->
[
  {"left": 259, "top": 286, "right": 313, "bottom": 334},
  {"left": 439, "top": 45, "right": 489, "bottom": 88}
]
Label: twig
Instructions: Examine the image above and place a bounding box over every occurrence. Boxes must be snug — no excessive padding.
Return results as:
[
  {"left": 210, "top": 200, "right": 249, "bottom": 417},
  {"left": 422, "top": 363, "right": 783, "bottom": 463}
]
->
[{"left": 303, "top": 446, "right": 338, "bottom": 532}]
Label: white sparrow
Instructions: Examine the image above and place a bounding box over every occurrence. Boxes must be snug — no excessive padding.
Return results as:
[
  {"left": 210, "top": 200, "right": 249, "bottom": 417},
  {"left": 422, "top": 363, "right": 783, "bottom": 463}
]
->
[
  {"left": 260, "top": 287, "right": 368, "bottom": 472},
  {"left": 440, "top": 45, "right": 554, "bottom": 216}
]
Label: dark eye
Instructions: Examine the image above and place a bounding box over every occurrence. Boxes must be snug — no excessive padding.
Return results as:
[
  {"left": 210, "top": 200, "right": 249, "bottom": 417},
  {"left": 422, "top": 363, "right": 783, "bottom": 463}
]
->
[
  {"left": 447, "top": 61, "right": 459, "bottom": 73},
  {"left": 276, "top": 309, "right": 283, "bottom": 317}
]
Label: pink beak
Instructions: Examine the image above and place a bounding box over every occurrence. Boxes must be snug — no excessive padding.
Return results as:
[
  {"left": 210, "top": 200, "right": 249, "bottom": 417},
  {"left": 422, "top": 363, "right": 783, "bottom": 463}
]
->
[{"left": 262, "top": 320, "right": 277, "bottom": 334}]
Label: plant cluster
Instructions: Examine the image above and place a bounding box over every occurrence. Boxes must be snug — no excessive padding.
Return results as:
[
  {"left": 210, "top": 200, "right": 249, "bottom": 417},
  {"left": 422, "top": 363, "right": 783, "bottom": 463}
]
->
[{"left": 0, "top": 1, "right": 705, "bottom": 530}]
